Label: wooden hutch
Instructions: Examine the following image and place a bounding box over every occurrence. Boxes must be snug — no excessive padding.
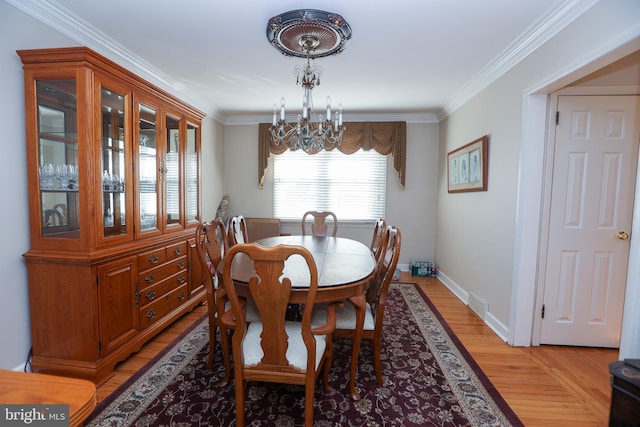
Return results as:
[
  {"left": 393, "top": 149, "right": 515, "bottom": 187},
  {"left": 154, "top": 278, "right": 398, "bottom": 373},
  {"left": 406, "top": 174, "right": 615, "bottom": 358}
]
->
[{"left": 19, "top": 47, "right": 207, "bottom": 384}]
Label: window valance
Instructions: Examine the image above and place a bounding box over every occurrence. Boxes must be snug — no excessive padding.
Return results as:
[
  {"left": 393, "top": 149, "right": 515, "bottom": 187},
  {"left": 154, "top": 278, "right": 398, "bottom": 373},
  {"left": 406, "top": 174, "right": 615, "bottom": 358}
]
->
[{"left": 258, "top": 121, "right": 406, "bottom": 188}]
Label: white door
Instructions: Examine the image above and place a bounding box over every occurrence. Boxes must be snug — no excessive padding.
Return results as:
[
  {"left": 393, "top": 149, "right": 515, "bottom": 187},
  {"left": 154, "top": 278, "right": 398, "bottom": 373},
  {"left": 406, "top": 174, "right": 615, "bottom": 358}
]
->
[{"left": 540, "top": 95, "right": 640, "bottom": 347}]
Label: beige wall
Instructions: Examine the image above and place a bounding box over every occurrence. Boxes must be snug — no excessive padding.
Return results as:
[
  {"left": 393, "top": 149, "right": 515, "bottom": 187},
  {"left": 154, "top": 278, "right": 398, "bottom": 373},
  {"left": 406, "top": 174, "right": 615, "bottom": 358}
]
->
[
  {"left": 221, "top": 122, "right": 440, "bottom": 266},
  {"left": 200, "top": 117, "right": 225, "bottom": 220},
  {"left": 436, "top": 0, "right": 640, "bottom": 339},
  {"left": 573, "top": 50, "right": 640, "bottom": 87}
]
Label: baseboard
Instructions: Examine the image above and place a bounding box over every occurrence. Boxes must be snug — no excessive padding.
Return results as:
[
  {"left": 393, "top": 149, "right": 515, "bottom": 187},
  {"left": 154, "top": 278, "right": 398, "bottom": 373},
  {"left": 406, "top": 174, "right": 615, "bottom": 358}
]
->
[
  {"left": 434, "top": 269, "right": 469, "bottom": 305},
  {"left": 436, "top": 269, "right": 509, "bottom": 342}
]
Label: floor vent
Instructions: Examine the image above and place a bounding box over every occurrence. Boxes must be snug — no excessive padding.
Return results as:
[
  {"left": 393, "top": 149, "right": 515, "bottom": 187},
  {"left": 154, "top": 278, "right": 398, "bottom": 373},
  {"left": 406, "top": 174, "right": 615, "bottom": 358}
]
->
[{"left": 469, "top": 291, "right": 488, "bottom": 320}]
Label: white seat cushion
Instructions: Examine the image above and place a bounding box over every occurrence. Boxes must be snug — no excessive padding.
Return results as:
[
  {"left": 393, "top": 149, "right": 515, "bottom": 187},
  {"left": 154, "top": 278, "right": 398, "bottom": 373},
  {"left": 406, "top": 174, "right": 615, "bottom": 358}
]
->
[
  {"left": 244, "top": 298, "right": 260, "bottom": 323},
  {"left": 312, "top": 301, "right": 375, "bottom": 331},
  {"left": 242, "top": 321, "right": 327, "bottom": 371},
  {"left": 216, "top": 297, "right": 260, "bottom": 323}
]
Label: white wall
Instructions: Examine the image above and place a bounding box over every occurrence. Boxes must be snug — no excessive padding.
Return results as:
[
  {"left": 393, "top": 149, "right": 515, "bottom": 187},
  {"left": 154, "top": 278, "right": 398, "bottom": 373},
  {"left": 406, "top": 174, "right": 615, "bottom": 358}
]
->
[
  {"left": 0, "top": 1, "right": 79, "bottom": 371},
  {"left": 435, "top": 0, "right": 640, "bottom": 341},
  {"left": 0, "top": 1, "right": 225, "bottom": 371},
  {"left": 222, "top": 122, "right": 439, "bottom": 267}
]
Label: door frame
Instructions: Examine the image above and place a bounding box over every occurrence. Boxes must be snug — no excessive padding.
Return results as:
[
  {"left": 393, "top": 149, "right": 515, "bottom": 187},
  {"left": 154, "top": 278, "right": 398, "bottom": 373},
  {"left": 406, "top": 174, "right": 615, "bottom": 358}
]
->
[
  {"left": 536, "top": 89, "right": 639, "bottom": 347},
  {"left": 510, "top": 85, "right": 640, "bottom": 356}
]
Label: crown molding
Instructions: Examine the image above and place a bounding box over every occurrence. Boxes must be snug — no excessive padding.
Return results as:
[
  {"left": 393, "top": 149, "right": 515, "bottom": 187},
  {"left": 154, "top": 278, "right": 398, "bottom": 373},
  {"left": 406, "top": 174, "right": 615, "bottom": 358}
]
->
[
  {"left": 439, "top": 0, "right": 598, "bottom": 120},
  {"left": 223, "top": 113, "right": 440, "bottom": 125},
  {"left": 5, "top": 0, "right": 213, "bottom": 115},
  {"left": 9, "top": 0, "right": 598, "bottom": 123}
]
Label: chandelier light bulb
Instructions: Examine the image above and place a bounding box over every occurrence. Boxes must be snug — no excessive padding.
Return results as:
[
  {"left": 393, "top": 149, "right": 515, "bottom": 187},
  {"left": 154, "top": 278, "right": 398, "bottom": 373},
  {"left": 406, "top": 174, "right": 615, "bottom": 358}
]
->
[{"left": 280, "top": 97, "right": 285, "bottom": 120}]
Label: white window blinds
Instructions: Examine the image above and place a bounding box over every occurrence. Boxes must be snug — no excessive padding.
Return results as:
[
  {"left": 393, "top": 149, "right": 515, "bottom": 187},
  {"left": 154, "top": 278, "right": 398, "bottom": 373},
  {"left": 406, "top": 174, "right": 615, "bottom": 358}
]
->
[{"left": 273, "top": 148, "right": 387, "bottom": 220}]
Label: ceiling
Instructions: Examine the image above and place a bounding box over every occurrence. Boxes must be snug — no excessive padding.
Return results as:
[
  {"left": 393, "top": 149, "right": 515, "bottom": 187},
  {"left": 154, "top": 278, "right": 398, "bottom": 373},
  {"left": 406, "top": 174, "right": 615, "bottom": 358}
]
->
[{"left": 9, "top": 0, "right": 598, "bottom": 122}]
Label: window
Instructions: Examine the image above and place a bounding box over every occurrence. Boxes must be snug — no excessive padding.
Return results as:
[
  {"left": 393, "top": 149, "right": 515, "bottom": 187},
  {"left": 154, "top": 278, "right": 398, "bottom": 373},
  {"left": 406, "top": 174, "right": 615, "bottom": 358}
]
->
[{"left": 273, "top": 148, "right": 387, "bottom": 220}]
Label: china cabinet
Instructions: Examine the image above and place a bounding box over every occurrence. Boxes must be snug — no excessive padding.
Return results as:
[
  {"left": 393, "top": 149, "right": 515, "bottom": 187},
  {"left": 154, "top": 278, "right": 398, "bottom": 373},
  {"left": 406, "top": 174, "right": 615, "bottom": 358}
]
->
[{"left": 19, "top": 47, "right": 207, "bottom": 384}]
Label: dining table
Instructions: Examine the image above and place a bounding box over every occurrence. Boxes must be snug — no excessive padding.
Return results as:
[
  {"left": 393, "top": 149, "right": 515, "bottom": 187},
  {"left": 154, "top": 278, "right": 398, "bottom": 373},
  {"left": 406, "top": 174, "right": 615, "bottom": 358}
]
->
[{"left": 221, "top": 235, "right": 376, "bottom": 400}]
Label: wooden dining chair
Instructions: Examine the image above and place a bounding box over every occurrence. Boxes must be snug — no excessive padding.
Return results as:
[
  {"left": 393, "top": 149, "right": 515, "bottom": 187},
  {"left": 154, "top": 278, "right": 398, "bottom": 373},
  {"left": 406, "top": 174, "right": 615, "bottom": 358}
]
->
[
  {"left": 314, "top": 225, "right": 401, "bottom": 386},
  {"left": 220, "top": 243, "right": 338, "bottom": 427},
  {"left": 228, "top": 215, "right": 248, "bottom": 246},
  {"left": 301, "top": 210, "right": 338, "bottom": 237},
  {"left": 370, "top": 218, "right": 387, "bottom": 263},
  {"left": 195, "top": 220, "right": 233, "bottom": 386}
]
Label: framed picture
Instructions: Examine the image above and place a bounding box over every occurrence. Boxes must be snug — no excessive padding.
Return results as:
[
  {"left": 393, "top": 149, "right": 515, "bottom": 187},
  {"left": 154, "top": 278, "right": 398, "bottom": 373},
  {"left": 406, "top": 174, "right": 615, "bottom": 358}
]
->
[{"left": 447, "top": 135, "right": 488, "bottom": 193}]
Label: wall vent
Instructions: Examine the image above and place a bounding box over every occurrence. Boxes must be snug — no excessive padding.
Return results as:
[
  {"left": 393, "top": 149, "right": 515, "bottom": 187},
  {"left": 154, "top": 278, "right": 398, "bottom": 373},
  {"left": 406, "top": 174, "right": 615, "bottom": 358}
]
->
[{"left": 469, "top": 291, "right": 488, "bottom": 320}]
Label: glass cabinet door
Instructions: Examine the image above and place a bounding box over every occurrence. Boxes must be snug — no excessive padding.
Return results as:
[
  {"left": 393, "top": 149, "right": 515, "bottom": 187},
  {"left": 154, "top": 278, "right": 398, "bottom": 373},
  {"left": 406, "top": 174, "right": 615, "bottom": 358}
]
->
[
  {"left": 137, "top": 102, "right": 159, "bottom": 233},
  {"left": 185, "top": 122, "right": 199, "bottom": 224},
  {"left": 100, "top": 86, "right": 128, "bottom": 237},
  {"left": 165, "top": 114, "right": 181, "bottom": 228},
  {"left": 36, "top": 80, "right": 80, "bottom": 238}
]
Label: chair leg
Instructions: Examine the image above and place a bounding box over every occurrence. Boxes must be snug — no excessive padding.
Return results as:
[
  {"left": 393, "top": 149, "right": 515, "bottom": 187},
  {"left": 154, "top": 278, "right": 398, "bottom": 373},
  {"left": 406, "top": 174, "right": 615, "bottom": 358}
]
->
[
  {"left": 234, "top": 370, "right": 245, "bottom": 426},
  {"left": 207, "top": 321, "right": 217, "bottom": 370},
  {"left": 372, "top": 337, "right": 383, "bottom": 386},
  {"left": 322, "top": 339, "right": 334, "bottom": 393},
  {"left": 218, "top": 325, "right": 232, "bottom": 387},
  {"left": 304, "top": 381, "right": 315, "bottom": 427}
]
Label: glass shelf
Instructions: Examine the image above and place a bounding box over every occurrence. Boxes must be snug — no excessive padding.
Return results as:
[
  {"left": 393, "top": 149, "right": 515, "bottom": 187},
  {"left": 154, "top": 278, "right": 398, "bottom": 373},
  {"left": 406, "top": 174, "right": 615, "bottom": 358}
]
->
[{"left": 37, "top": 80, "right": 80, "bottom": 238}]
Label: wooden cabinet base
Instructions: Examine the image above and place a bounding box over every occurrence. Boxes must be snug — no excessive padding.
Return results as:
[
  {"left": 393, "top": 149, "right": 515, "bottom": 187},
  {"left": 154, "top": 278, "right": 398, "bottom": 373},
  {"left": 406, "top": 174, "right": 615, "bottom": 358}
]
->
[{"left": 30, "top": 290, "right": 205, "bottom": 385}]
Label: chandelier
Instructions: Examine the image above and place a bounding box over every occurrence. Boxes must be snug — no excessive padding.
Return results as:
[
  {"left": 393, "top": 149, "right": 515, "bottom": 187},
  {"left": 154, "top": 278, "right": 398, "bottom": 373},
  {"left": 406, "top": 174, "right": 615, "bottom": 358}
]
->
[{"left": 266, "top": 9, "right": 352, "bottom": 153}]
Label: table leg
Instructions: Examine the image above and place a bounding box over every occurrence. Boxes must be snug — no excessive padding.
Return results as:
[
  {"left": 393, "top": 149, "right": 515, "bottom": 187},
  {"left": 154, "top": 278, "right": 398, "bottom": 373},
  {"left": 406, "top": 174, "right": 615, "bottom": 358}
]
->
[{"left": 347, "top": 293, "right": 366, "bottom": 401}]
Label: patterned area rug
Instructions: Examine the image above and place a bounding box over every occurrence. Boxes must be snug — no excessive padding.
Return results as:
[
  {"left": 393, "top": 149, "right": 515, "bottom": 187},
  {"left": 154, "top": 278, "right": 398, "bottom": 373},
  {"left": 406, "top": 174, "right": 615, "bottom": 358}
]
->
[{"left": 85, "top": 283, "right": 522, "bottom": 426}]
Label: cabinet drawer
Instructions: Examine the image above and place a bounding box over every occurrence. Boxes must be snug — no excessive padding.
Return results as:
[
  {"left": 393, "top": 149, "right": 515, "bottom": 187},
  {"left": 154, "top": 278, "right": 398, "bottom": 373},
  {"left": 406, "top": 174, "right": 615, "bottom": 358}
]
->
[
  {"left": 138, "top": 256, "right": 187, "bottom": 287},
  {"left": 138, "top": 247, "right": 168, "bottom": 271},
  {"left": 139, "top": 284, "right": 188, "bottom": 330},
  {"left": 139, "top": 271, "right": 189, "bottom": 307},
  {"left": 166, "top": 242, "right": 187, "bottom": 260}
]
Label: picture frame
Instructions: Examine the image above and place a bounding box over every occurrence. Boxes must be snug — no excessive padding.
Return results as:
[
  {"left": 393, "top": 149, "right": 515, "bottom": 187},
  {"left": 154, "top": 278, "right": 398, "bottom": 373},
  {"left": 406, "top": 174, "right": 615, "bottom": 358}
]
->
[{"left": 448, "top": 135, "right": 488, "bottom": 193}]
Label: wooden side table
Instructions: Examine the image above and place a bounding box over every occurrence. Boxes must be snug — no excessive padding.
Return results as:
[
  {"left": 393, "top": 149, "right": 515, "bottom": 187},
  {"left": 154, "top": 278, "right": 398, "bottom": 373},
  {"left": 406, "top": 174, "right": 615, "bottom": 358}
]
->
[{"left": 0, "top": 369, "right": 96, "bottom": 427}]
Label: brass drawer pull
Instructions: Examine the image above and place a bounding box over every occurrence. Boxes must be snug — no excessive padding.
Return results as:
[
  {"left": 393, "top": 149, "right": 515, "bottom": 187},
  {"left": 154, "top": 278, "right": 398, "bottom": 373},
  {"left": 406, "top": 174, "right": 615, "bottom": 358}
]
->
[
  {"left": 173, "top": 247, "right": 182, "bottom": 255},
  {"left": 146, "top": 310, "right": 156, "bottom": 319},
  {"left": 177, "top": 261, "right": 185, "bottom": 270},
  {"left": 148, "top": 254, "right": 159, "bottom": 264},
  {"left": 177, "top": 274, "right": 186, "bottom": 284},
  {"left": 145, "top": 274, "right": 155, "bottom": 283},
  {"left": 178, "top": 292, "right": 186, "bottom": 300},
  {"left": 145, "top": 290, "right": 156, "bottom": 300}
]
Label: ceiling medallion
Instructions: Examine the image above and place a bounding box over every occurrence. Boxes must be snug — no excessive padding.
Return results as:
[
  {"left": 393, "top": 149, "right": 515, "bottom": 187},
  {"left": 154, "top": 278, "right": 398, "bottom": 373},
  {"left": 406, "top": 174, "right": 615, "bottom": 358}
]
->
[
  {"left": 267, "top": 9, "right": 352, "bottom": 58},
  {"left": 267, "top": 9, "right": 351, "bottom": 153}
]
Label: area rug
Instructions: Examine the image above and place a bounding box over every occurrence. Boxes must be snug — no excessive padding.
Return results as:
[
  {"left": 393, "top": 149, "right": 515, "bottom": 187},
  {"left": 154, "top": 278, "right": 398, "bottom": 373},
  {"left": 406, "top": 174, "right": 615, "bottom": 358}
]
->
[{"left": 85, "top": 283, "right": 522, "bottom": 426}]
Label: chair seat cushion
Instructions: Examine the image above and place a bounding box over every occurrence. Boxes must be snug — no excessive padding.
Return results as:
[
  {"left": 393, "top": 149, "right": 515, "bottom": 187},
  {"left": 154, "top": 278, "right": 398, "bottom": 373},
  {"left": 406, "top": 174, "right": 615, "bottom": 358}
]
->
[
  {"left": 312, "top": 301, "right": 375, "bottom": 331},
  {"left": 244, "top": 298, "right": 260, "bottom": 323},
  {"left": 242, "top": 321, "right": 327, "bottom": 371},
  {"left": 217, "top": 298, "right": 260, "bottom": 323}
]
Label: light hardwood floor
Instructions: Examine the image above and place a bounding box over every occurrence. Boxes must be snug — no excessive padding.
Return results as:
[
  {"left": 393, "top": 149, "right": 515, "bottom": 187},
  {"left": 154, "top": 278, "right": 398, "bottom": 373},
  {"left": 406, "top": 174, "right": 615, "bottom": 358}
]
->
[{"left": 96, "top": 272, "right": 616, "bottom": 426}]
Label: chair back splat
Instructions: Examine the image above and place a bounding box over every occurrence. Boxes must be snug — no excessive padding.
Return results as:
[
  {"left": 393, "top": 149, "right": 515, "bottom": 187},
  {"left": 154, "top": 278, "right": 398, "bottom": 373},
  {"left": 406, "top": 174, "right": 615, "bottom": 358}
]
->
[
  {"left": 228, "top": 214, "right": 248, "bottom": 246},
  {"left": 221, "top": 243, "right": 337, "bottom": 427},
  {"left": 368, "top": 226, "right": 401, "bottom": 319},
  {"left": 370, "top": 218, "right": 387, "bottom": 263},
  {"left": 301, "top": 210, "right": 338, "bottom": 237}
]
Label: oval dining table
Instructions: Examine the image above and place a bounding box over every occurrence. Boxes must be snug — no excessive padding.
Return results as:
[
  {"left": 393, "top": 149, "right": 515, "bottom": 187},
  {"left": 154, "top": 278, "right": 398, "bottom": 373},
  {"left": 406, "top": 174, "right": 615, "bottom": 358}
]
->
[{"left": 221, "top": 235, "right": 376, "bottom": 400}]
